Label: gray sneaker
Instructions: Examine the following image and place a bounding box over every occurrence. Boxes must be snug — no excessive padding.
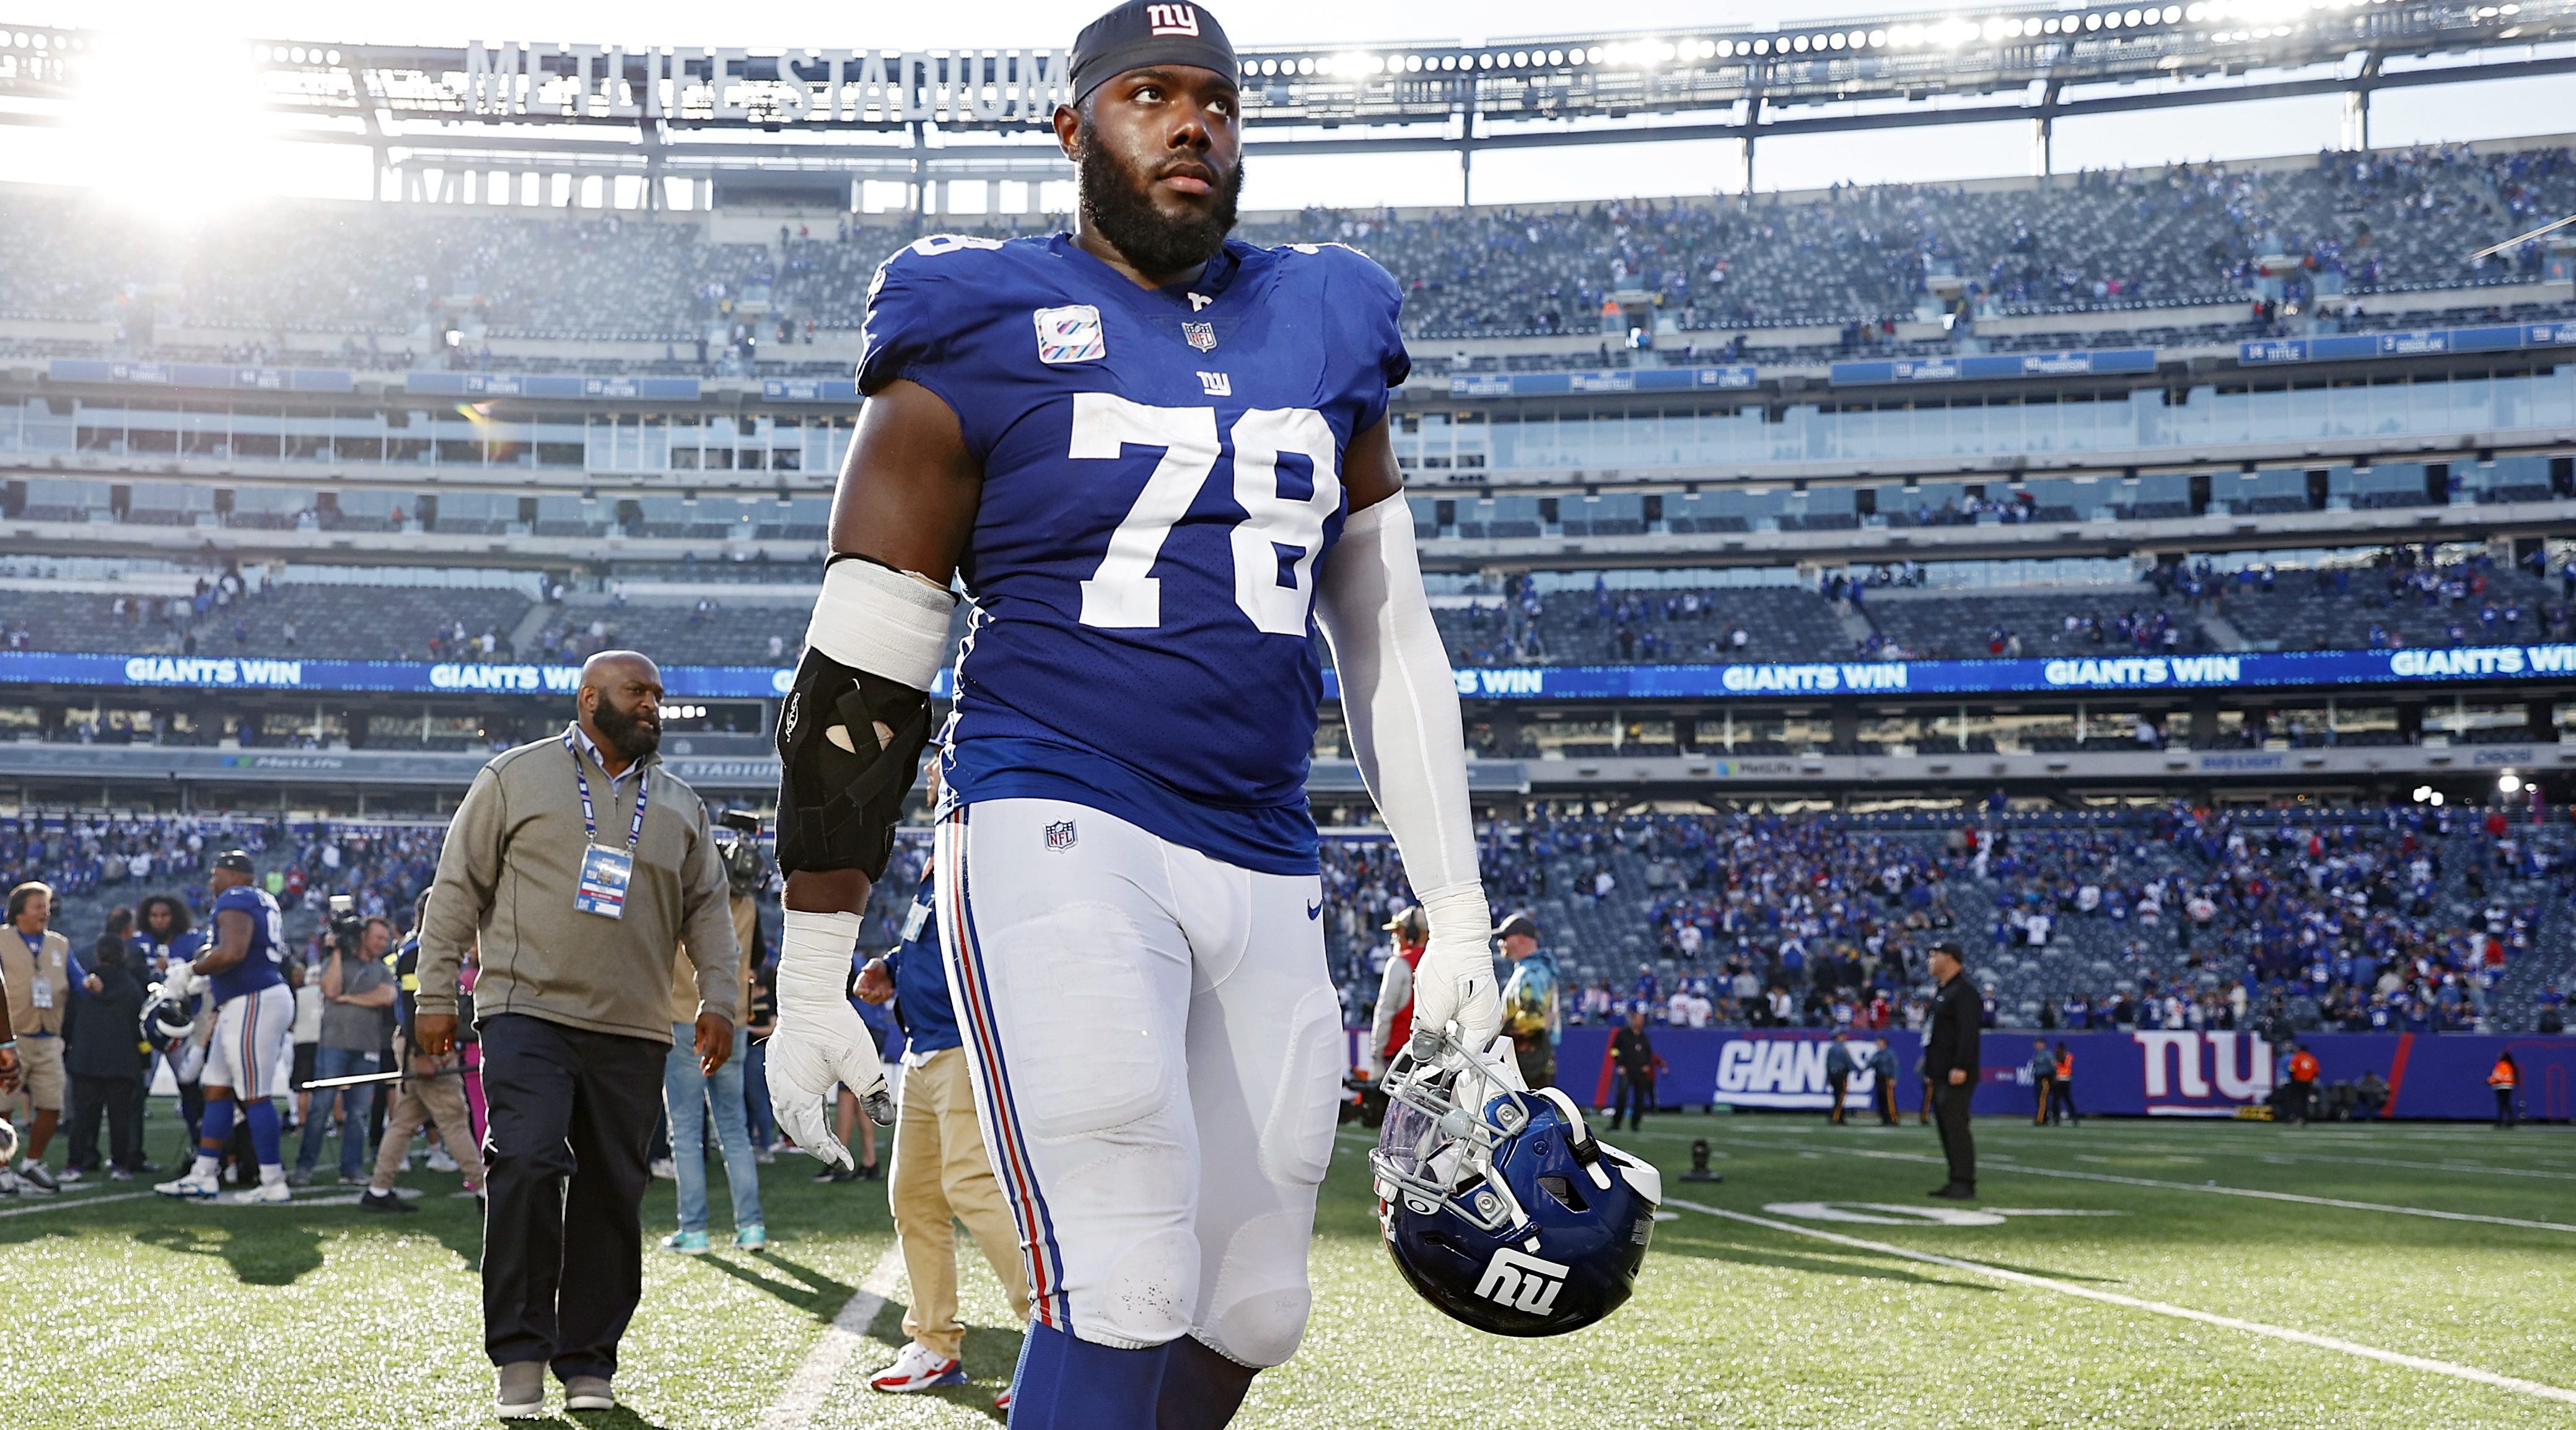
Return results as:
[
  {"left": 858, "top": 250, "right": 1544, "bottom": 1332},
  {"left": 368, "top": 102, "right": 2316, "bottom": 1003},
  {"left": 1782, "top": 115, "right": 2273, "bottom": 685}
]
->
[
  {"left": 16, "top": 1161, "right": 58, "bottom": 1195},
  {"left": 496, "top": 1362, "right": 546, "bottom": 1419},
  {"left": 562, "top": 1375, "right": 615, "bottom": 1412}
]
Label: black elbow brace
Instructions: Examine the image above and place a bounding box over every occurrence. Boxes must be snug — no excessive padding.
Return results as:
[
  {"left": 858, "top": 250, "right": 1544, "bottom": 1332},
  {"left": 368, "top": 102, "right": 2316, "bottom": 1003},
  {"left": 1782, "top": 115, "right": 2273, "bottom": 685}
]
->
[{"left": 773, "top": 646, "right": 934, "bottom": 881}]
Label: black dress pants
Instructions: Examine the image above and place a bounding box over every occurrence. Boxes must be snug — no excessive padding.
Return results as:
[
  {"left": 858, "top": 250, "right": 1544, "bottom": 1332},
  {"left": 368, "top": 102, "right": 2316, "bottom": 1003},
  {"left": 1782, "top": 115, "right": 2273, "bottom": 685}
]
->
[
  {"left": 1614, "top": 1073, "right": 1654, "bottom": 1129},
  {"left": 68, "top": 1072, "right": 142, "bottom": 1170},
  {"left": 1932, "top": 1081, "right": 1976, "bottom": 1189},
  {"left": 480, "top": 1013, "right": 668, "bottom": 1380}
]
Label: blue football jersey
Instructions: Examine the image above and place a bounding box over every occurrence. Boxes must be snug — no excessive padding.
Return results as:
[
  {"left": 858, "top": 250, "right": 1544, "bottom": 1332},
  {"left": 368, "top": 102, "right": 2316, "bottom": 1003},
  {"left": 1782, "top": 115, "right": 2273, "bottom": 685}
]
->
[
  {"left": 206, "top": 884, "right": 287, "bottom": 1003},
  {"left": 859, "top": 232, "right": 1409, "bottom": 874}
]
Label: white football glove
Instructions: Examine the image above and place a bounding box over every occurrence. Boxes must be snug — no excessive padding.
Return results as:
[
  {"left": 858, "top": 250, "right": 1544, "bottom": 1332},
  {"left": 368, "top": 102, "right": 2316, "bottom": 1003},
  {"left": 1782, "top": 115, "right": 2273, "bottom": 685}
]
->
[
  {"left": 767, "top": 911, "right": 893, "bottom": 1172},
  {"left": 159, "top": 960, "right": 199, "bottom": 1002},
  {"left": 1406, "top": 884, "right": 1500, "bottom": 1058}
]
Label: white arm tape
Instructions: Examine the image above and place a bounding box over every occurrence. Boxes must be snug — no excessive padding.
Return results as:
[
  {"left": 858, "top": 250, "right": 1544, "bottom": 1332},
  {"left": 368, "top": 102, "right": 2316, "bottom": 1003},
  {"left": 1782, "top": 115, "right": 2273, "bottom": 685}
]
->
[
  {"left": 1315, "top": 498, "right": 1483, "bottom": 916},
  {"left": 776, "top": 909, "right": 864, "bottom": 1010},
  {"left": 805, "top": 558, "right": 959, "bottom": 692}
]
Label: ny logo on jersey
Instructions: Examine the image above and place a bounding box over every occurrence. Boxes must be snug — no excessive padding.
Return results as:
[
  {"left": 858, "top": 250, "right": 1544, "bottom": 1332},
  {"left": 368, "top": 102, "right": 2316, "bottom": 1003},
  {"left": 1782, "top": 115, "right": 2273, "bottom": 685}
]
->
[
  {"left": 1145, "top": 4, "right": 1201, "bottom": 36},
  {"left": 1044, "top": 820, "right": 1079, "bottom": 852},
  {"left": 1034, "top": 304, "right": 1106, "bottom": 365},
  {"left": 1181, "top": 320, "right": 1217, "bottom": 353},
  {"left": 1474, "top": 1247, "right": 1570, "bottom": 1316},
  {"left": 1196, "top": 371, "right": 1232, "bottom": 397}
]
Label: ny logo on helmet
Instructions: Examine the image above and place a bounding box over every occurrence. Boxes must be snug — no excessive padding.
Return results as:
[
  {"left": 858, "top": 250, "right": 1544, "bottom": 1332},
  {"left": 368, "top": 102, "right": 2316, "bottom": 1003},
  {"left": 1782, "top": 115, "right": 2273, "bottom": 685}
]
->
[{"left": 1474, "top": 1247, "right": 1570, "bottom": 1315}]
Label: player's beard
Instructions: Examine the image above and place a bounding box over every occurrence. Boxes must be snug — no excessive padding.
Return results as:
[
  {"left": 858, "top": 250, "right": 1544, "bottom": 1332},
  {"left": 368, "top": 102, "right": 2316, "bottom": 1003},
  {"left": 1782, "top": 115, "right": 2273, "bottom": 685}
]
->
[
  {"left": 592, "top": 698, "right": 661, "bottom": 763},
  {"left": 1076, "top": 123, "right": 1242, "bottom": 279}
]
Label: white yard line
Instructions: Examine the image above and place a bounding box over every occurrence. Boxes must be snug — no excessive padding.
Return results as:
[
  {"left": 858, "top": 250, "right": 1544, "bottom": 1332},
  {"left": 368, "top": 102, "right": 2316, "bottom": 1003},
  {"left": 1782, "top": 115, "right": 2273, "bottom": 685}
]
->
[
  {"left": 1667, "top": 1196, "right": 2576, "bottom": 1406},
  {"left": 1667, "top": 1130, "right": 2576, "bottom": 1234},
  {"left": 758, "top": 1242, "right": 908, "bottom": 1430},
  {"left": 0, "top": 1188, "right": 157, "bottom": 1218}
]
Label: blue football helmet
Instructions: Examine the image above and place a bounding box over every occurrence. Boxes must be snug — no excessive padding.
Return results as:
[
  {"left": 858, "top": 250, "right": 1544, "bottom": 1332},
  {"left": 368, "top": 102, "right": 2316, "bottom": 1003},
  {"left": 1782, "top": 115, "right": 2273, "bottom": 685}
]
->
[{"left": 1370, "top": 1032, "right": 1661, "bottom": 1338}]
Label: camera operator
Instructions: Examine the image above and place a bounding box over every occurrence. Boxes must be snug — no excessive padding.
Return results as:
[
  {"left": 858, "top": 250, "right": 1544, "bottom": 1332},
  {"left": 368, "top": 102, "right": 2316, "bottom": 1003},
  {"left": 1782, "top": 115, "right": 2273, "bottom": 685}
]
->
[
  {"left": 292, "top": 911, "right": 395, "bottom": 1187},
  {"left": 715, "top": 816, "right": 778, "bottom": 1163}
]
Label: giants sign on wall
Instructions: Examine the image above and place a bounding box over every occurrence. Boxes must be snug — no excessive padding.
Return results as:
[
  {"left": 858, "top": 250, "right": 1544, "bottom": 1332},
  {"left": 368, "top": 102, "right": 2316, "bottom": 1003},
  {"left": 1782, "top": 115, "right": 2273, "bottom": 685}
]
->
[
  {"left": 2130, "top": 1030, "right": 2274, "bottom": 1115},
  {"left": 1538, "top": 1027, "right": 2576, "bottom": 1121}
]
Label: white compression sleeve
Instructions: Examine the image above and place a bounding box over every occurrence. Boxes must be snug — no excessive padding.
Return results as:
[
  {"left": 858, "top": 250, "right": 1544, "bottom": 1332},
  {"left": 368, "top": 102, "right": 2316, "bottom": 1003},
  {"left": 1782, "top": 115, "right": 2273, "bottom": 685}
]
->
[
  {"left": 1315, "top": 498, "right": 1485, "bottom": 926},
  {"left": 804, "top": 557, "right": 958, "bottom": 691}
]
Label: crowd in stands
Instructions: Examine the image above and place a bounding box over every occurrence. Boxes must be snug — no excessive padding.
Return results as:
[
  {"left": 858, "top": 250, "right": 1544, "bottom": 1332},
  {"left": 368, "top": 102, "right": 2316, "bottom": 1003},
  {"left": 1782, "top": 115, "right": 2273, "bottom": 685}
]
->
[
  {"left": 532, "top": 599, "right": 806, "bottom": 668},
  {"left": 10, "top": 545, "right": 2575, "bottom": 682},
  {"left": 1322, "top": 801, "right": 2576, "bottom": 1039},
  {"left": 1427, "top": 546, "right": 2576, "bottom": 671},
  {"left": 2220, "top": 547, "right": 2576, "bottom": 652},
  {"left": 2, "top": 143, "right": 2570, "bottom": 353},
  {"left": 0, "top": 568, "right": 530, "bottom": 663}
]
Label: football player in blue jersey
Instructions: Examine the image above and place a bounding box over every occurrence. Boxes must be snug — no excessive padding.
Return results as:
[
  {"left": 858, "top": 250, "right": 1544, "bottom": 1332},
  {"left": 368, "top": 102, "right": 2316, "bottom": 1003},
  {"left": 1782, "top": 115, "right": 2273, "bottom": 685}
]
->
[
  {"left": 760, "top": 4, "right": 1500, "bottom": 1426},
  {"left": 154, "top": 850, "right": 297, "bottom": 1205}
]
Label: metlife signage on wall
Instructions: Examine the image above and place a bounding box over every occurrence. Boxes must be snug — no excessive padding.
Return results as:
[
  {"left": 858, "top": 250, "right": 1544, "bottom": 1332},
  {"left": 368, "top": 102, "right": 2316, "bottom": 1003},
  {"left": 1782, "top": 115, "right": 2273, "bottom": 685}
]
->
[{"left": 8, "top": 644, "right": 2576, "bottom": 701}]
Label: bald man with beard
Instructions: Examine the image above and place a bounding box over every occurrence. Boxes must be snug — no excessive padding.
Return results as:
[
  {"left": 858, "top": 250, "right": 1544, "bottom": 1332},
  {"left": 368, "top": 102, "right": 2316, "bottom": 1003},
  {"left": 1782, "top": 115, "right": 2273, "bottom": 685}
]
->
[{"left": 416, "top": 651, "right": 742, "bottom": 1419}]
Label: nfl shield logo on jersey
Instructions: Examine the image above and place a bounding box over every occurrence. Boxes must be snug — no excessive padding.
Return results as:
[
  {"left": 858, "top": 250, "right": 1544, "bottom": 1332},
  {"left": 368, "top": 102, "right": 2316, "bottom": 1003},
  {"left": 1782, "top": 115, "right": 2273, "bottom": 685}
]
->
[
  {"left": 1033, "top": 304, "right": 1106, "bottom": 365},
  {"left": 1181, "top": 320, "right": 1217, "bottom": 353},
  {"left": 1044, "top": 820, "right": 1078, "bottom": 852}
]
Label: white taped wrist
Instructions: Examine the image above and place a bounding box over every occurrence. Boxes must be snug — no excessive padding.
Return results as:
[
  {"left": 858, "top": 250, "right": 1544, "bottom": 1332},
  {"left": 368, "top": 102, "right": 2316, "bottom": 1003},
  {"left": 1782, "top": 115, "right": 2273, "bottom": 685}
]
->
[
  {"left": 778, "top": 909, "right": 864, "bottom": 1006},
  {"left": 1417, "top": 882, "right": 1492, "bottom": 949},
  {"left": 805, "top": 558, "right": 958, "bottom": 691}
]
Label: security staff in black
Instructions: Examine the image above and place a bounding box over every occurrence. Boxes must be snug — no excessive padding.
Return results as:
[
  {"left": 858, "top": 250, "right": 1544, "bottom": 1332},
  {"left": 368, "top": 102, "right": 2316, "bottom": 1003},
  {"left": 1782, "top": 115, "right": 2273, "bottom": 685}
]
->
[{"left": 1923, "top": 941, "right": 1981, "bottom": 1200}]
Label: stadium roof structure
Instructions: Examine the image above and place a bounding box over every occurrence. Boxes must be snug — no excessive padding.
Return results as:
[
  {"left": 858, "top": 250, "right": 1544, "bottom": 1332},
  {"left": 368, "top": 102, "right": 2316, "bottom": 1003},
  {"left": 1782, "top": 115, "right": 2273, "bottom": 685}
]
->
[{"left": 4, "top": 0, "right": 2576, "bottom": 200}]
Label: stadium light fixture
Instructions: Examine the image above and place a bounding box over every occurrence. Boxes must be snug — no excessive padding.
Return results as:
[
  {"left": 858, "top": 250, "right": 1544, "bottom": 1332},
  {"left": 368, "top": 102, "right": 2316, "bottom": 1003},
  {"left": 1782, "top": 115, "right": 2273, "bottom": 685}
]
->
[{"left": 2500, "top": 771, "right": 2523, "bottom": 794}]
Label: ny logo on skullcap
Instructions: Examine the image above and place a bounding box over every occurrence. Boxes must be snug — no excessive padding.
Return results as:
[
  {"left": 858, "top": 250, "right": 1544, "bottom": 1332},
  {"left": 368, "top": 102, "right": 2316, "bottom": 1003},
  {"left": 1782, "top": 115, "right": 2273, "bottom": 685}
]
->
[
  {"left": 1145, "top": 4, "right": 1201, "bottom": 36},
  {"left": 1181, "top": 320, "right": 1217, "bottom": 353}
]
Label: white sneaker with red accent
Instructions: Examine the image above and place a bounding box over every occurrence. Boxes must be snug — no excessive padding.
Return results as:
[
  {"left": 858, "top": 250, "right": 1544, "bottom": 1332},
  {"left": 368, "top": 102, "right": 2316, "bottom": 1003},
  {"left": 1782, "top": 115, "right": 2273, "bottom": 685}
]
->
[
  {"left": 995, "top": 1384, "right": 1014, "bottom": 1413},
  {"left": 868, "top": 1343, "right": 966, "bottom": 1393}
]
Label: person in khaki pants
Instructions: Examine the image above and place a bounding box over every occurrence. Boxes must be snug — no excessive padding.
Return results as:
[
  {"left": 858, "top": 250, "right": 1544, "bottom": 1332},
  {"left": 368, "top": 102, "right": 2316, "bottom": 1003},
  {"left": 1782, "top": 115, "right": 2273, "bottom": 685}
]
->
[
  {"left": 0, "top": 882, "right": 72, "bottom": 1193},
  {"left": 360, "top": 894, "right": 485, "bottom": 1214},
  {"left": 854, "top": 832, "right": 1029, "bottom": 1413}
]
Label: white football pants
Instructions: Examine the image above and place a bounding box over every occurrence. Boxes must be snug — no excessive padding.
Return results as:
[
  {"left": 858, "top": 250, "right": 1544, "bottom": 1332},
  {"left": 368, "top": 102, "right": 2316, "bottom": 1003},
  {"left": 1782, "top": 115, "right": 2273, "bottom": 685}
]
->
[{"left": 934, "top": 799, "right": 1344, "bottom": 1367}]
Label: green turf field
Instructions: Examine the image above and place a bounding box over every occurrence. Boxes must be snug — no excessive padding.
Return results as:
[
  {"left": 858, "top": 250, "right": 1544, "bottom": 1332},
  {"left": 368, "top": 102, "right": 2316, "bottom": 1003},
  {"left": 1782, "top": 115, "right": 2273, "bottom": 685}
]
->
[{"left": 9, "top": 1107, "right": 2574, "bottom": 1428}]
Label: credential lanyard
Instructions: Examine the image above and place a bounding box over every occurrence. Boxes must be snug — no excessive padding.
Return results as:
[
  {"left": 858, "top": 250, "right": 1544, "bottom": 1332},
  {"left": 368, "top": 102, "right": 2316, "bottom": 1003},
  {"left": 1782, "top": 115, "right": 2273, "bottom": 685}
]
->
[{"left": 564, "top": 728, "right": 649, "bottom": 854}]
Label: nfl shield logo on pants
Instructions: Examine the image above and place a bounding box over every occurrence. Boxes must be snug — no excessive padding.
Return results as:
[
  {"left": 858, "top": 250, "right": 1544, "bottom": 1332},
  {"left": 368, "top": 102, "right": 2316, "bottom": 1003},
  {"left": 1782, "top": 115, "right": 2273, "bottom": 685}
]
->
[
  {"left": 1044, "top": 820, "right": 1078, "bottom": 852},
  {"left": 1181, "top": 320, "right": 1217, "bottom": 353}
]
